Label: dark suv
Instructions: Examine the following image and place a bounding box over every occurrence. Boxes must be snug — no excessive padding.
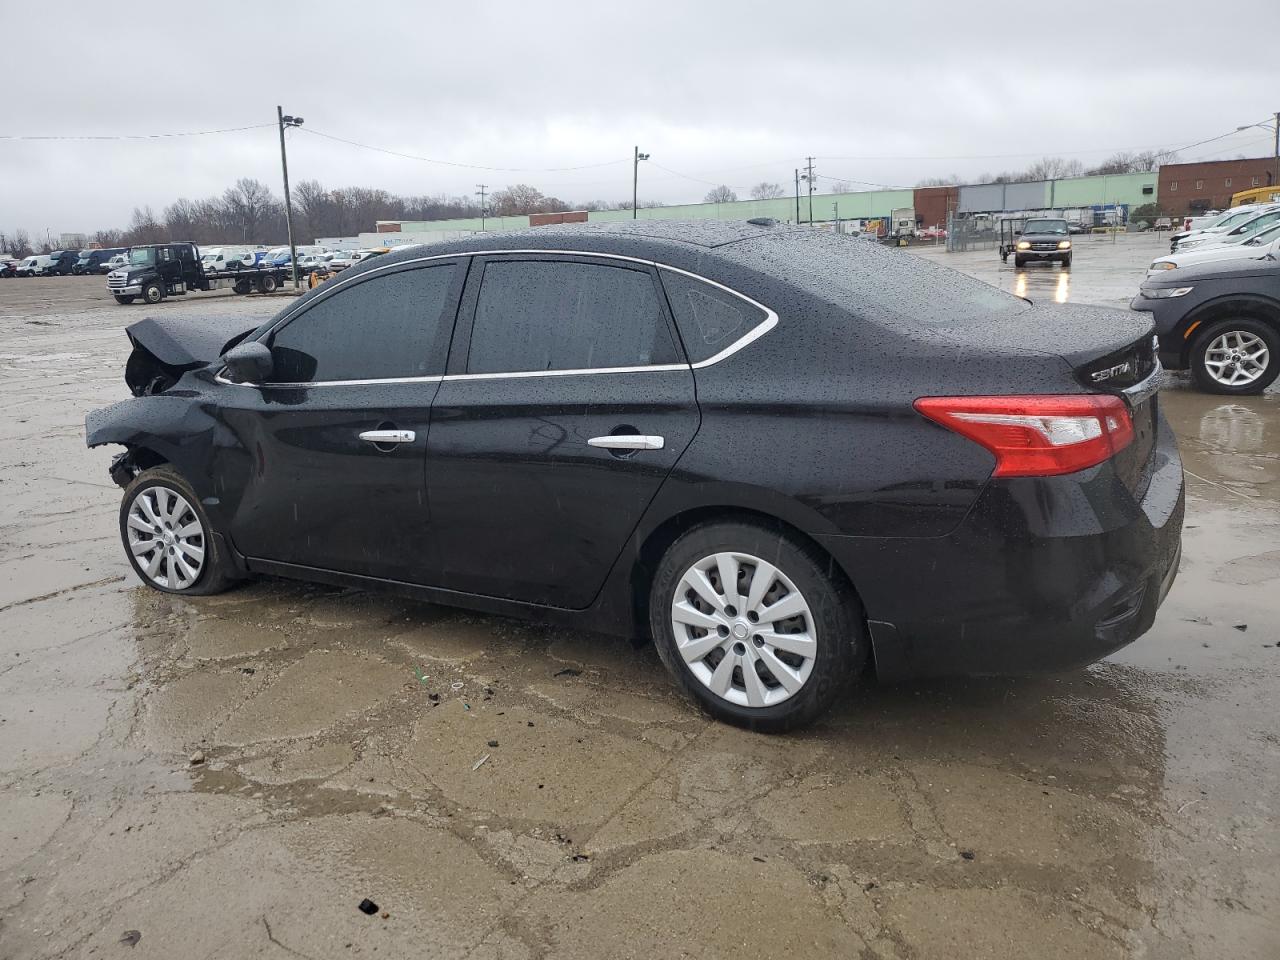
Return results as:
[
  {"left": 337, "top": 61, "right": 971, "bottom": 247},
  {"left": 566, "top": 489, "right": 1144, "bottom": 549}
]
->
[
  {"left": 45, "top": 250, "right": 81, "bottom": 276},
  {"left": 1014, "top": 218, "right": 1073, "bottom": 268},
  {"left": 87, "top": 221, "right": 1182, "bottom": 729}
]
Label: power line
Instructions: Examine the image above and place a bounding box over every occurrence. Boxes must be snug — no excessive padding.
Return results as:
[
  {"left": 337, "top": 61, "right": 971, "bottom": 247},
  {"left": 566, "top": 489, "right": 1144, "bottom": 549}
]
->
[
  {"left": 646, "top": 160, "right": 726, "bottom": 188},
  {"left": 298, "top": 127, "right": 631, "bottom": 173},
  {"left": 0, "top": 123, "right": 276, "bottom": 141}
]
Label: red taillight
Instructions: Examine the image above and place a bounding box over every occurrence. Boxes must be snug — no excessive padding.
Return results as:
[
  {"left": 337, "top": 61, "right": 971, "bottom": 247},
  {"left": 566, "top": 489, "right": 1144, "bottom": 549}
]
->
[{"left": 914, "top": 395, "right": 1134, "bottom": 478}]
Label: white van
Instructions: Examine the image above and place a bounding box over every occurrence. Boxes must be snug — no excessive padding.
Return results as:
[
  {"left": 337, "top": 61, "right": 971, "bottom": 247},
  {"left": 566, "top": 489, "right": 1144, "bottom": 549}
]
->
[
  {"left": 200, "top": 248, "right": 258, "bottom": 272},
  {"left": 16, "top": 255, "right": 54, "bottom": 277}
]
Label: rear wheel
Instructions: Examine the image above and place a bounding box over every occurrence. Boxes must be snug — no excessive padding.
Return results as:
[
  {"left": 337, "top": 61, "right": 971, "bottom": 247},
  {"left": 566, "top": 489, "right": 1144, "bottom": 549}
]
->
[
  {"left": 114, "top": 295, "right": 136, "bottom": 304},
  {"left": 1190, "top": 317, "right": 1278, "bottom": 395},
  {"left": 119, "top": 466, "right": 238, "bottom": 595},
  {"left": 649, "top": 521, "right": 864, "bottom": 732},
  {"left": 233, "top": 279, "right": 252, "bottom": 294},
  {"left": 259, "top": 273, "right": 278, "bottom": 293},
  {"left": 143, "top": 281, "right": 163, "bottom": 305}
]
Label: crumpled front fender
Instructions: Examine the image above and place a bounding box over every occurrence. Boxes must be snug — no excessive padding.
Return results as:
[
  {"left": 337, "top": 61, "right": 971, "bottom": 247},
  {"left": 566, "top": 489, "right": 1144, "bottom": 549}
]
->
[{"left": 85, "top": 394, "right": 222, "bottom": 493}]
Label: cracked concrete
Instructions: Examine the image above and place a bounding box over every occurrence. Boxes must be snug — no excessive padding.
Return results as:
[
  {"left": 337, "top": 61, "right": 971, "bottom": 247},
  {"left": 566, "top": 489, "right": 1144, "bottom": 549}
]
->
[{"left": 2, "top": 264, "right": 1278, "bottom": 958}]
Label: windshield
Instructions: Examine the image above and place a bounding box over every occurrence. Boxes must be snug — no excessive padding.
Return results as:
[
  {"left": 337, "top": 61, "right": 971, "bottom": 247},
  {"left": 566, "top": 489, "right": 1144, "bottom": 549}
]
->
[
  {"left": 128, "top": 248, "right": 155, "bottom": 266},
  {"left": 1213, "top": 209, "right": 1263, "bottom": 230},
  {"left": 1023, "top": 219, "right": 1069, "bottom": 235}
]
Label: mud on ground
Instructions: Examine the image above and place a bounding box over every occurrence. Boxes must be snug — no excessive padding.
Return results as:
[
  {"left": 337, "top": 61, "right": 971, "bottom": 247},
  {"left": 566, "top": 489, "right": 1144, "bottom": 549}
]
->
[{"left": 1, "top": 270, "right": 1277, "bottom": 959}]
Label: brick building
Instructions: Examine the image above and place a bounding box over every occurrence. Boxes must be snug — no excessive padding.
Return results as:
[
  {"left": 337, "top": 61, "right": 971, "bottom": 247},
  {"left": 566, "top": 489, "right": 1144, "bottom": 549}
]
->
[
  {"left": 1157, "top": 156, "right": 1278, "bottom": 216},
  {"left": 913, "top": 185, "right": 960, "bottom": 231}
]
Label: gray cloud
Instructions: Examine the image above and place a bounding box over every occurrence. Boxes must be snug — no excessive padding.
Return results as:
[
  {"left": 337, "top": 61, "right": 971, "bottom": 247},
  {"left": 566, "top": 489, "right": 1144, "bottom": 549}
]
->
[{"left": 4, "top": 0, "right": 1278, "bottom": 236}]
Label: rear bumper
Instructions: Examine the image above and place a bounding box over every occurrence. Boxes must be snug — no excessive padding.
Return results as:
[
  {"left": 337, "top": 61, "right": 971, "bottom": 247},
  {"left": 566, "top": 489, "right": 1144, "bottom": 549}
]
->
[{"left": 820, "top": 411, "right": 1184, "bottom": 680}]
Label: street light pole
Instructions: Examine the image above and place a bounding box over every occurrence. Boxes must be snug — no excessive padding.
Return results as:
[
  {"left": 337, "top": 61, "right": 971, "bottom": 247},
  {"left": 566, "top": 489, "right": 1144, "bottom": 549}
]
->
[
  {"left": 633, "top": 146, "right": 649, "bottom": 219},
  {"left": 277, "top": 106, "right": 304, "bottom": 291},
  {"left": 475, "top": 184, "right": 488, "bottom": 231}
]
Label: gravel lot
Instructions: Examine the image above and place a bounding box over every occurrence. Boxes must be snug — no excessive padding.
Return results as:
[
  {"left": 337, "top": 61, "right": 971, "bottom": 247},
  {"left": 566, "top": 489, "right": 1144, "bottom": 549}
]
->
[{"left": 1, "top": 247, "right": 1277, "bottom": 959}]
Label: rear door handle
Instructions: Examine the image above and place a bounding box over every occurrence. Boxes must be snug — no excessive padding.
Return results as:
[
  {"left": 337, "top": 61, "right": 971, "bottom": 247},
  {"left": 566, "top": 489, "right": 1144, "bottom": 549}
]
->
[
  {"left": 587, "top": 435, "right": 665, "bottom": 451},
  {"left": 358, "top": 429, "right": 415, "bottom": 444}
]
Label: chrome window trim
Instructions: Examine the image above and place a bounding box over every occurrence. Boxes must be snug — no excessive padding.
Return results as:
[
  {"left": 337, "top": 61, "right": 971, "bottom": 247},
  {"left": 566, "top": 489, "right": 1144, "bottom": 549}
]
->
[{"left": 223, "top": 248, "right": 779, "bottom": 388}]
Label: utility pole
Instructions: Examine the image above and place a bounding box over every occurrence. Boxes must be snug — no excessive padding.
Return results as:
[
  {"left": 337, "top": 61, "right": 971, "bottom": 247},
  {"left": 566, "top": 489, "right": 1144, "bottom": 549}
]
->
[
  {"left": 794, "top": 169, "right": 800, "bottom": 223},
  {"left": 475, "top": 184, "right": 488, "bottom": 231},
  {"left": 632, "top": 146, "right": 649, "bottom": 219},
  {"left": 805, "top": 156, "right": 816, "bottom": 224},
  {"left": 1274, "top": 111, "right": 1279, "bottom": 187},
  {"left": 276, "top": 106, "right": 304, "bottom": 291}
]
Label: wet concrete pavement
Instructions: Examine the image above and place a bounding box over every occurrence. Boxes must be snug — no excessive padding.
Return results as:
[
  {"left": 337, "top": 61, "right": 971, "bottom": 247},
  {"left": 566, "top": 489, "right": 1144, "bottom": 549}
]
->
[{"left": 1, "top": 266, "right": 1277, "bottom": 959}]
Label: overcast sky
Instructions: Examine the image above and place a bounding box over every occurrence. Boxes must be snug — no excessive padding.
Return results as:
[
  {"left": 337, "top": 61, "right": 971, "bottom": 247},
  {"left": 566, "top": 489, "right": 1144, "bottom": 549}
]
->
[{"left": 4, "top": 0, "right": 1279, "bottom": 239}]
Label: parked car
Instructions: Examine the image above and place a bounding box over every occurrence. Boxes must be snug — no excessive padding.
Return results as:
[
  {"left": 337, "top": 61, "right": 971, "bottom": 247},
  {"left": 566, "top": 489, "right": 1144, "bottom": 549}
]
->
[
  {"left": 289, "top": 254, "right": 329, "bottom": 279},
  {"left": 1172, "top": 207, "right": 1280, "bottom": 253},
  {"left": 86, "top": 221, "right": 1182, "bottom": 730},
  {"left": 324, "top": 252, "right": 356, "bottom": 271},
  {"left": 1147, "top": 222, "right": 1280, "bottom": 276},
  {"left": 1132, "top": 256, "right": 1280, "bottom": 394},
  {"left": 1170, "top": 205, "right": 1271, "bottom": 251},
  {"left": 15, "top": 254, "right": 54, "bottom": 276},
  {"left": 102, "top": 253, "right": 129, "bottom": 274},
  {"left": 0, "top": 257, "right": 20, "bottom": 277}
]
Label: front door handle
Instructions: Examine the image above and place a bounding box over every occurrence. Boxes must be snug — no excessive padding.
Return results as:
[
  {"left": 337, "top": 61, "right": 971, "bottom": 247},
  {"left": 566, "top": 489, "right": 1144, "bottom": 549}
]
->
[
  {"left": 358, "top": 429, "right": 415, "bottom": 444},
  {"left": 587, "top": 435, "right": 665, "bottom": 451}
]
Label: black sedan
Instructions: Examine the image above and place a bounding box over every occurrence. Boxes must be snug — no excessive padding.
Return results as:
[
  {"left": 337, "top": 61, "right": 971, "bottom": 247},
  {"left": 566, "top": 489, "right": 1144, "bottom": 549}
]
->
[
  {"left": 87, "top": 220, "right": 1183, "bottom": 730},
  {"left": 1131, "top": 256, "right": 1280, "bottom": 395}
]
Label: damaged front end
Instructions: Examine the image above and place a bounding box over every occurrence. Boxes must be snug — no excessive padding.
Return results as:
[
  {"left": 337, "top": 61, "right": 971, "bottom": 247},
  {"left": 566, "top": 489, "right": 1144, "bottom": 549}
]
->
[{"left": 87, "top": 314, "right": 261, "bottom": 488}]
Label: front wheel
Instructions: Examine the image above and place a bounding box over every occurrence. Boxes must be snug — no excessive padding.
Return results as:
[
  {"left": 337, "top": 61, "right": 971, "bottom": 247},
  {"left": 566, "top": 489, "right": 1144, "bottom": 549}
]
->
[
  {"left": 143, "top": 282, "right": 163, "bottom": 305},
  {"left": 113, "top": 295, "right": 136, "bottom": 304},
  {"left": 1189, "top": 318, "right": 1278, "bottom": 395},
  {"left": 649, "top": 521, "right": 865, "bottom": 732},
  {"left": 119, "top": 466, "right": 238, "bottom": 595},
  {"left": 1060, "top": 254, "right": 1072, "bottom": 269},
  {"left": 1014, "top": 254, "right": 1026, "bottom": 267}
]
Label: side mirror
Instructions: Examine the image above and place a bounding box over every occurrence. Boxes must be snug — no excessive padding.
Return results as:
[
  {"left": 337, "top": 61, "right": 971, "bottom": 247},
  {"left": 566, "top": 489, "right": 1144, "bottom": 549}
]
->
[{"left": 221, "top": 341, "right": 273, "bottom": 383}]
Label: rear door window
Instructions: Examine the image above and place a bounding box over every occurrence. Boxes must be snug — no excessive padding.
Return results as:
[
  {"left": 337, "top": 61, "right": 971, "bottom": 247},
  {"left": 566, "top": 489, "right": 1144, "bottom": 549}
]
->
[
  {"left": 465, "top": 259, "right": 680, "bottom": 373},
  {"left": 266, "top": 263, "right": 458, "bottom": 383},
  {"left": 659, "top": 269, "right": 768, "bottom": 363}
]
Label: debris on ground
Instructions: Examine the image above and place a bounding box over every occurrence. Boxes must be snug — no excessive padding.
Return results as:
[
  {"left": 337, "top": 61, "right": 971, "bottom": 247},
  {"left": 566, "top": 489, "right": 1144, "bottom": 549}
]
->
[
  {"left": 239, "top": 667, "right": 255, "bottom": 675},
  {"left": 553, "top": 668, "right": 582, "bottom": 678},
  {"left": 188, "top": 751, "right": 205, "bottom": 765},
  {"left": 413, "top": 666, "right": 429, "bottom": 685},
  {"left": 119, "top": 930, "right": 141, "bottom": 947},
  {"left": 1233, "top": 623, "right": 1248, "bottom": 632},
  {"left": 487, "top": 739, "right": 499, "bottom": 748},
  {"left": 358, "top": 899, "right": 379, "bottom": 916},
  {"left": 472, "top": 754, "right": 490, "bottom": 771},
  {"left": 959, "top": 850, "right": 976, "bottom": 860}
]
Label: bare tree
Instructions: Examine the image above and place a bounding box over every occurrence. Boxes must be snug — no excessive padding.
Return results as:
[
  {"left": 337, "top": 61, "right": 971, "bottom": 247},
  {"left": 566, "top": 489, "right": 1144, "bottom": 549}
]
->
[
  {"left": 826, "top": 180, "right": 854, "bottom": 194},
  {"left": 916, "top": 175, "right": 963, "bottom": 187},
  {"left": 1, "top": 228, "right": 32, "bottom": 257},
  {"left": 1024, "top": 156, "right": 1085, "bottom": 181},
  {"left": 704, "top": 185, "right": 737, "bottom": 204},
  {"left": 222, "top": 178, "right": 279, "bottom": 243},
  {"left": 91, "top": 229, "right": 125, "bottom": 248},
  {"left": 1131, "top": 149, "right": 1178, "bottom": 172},
  {"left": 125, "top": 207, "right": 165, "bottom": 245},
  {"left": 491, "top": 184, "right": 547, "bottom": 216},
  {"left": 749, "top": 181, "right": 785, "bottom": 200}
]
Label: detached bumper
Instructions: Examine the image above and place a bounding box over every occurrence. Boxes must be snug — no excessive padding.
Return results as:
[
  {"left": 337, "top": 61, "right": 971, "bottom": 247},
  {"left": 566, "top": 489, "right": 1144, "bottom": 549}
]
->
[{"left": 820, "top": 412, "right": 1185, "bottom": 680}]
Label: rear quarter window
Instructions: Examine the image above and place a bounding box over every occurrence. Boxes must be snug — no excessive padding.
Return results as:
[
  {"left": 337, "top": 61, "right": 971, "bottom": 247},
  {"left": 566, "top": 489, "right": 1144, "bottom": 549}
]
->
[{"left": 659, "top": 269, "right": 769, "bottom": 363}]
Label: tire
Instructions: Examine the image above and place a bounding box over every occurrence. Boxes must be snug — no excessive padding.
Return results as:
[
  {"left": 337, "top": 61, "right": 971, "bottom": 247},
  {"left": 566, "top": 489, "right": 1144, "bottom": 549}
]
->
[
  {"left": 1014, "top": 255, "right": 1026, "bottom": 267},
  {"left": 114, "top": 295, "right": 136, "bottom": 304},
  {"left": 119, "top": 466, "right": 239, "bottom": 596},
  {"left": 259, "top": 273, "right": 278, "bottom": 293},
  {"left": 143, "top": 282, "right": 163, "bottom": 305},
  {"left": 1060, "top": 254, "right": 1072, "bottom": 269},
  {"left": 1189, "top": 317, "right": 1279, "bottom": 395},
  {"left": 649, "top": 520, "right": 865, "bottom": 732},
  {"left": 233, "top": 279, "right": 252, "bottom": 295}
]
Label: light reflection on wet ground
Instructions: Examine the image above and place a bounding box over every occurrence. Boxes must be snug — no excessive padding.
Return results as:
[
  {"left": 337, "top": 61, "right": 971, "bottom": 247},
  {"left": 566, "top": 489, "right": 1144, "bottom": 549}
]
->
[{"left": 0, "top": 274, "right": 1276, "bottom": 959}]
